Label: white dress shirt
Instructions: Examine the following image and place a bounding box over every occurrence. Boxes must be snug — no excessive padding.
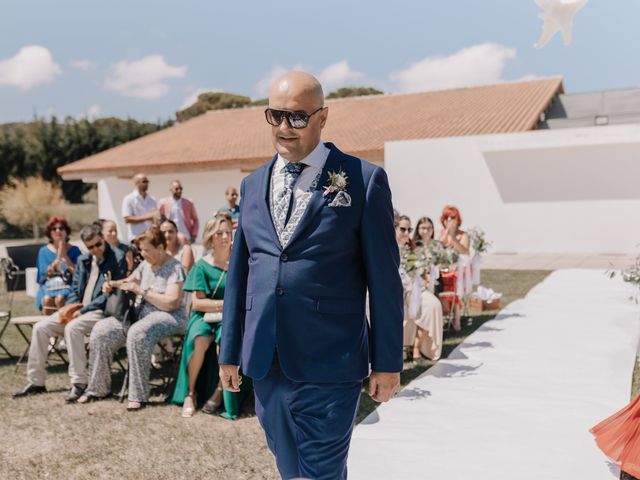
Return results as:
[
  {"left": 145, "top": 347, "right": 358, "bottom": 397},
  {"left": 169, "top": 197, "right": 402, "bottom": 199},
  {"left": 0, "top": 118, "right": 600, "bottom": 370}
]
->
[
  {"left": 122, "top": 189, "right": 157, "bottom": 240},
  {"left": 81, "top": 256, "right": 99, "bottom": 306},
  {"left": 169, "top": 198, "right": 189, "bottom": 238},
  {"left": 269, "top": 141, "right": 330, "bottom": 246}
]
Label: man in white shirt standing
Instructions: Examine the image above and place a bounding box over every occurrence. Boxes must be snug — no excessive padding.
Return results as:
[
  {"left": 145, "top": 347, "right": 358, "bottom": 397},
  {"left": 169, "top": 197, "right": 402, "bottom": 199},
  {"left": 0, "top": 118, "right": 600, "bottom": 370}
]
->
[
  {"left": 122, "top": 173, "right": 158, "bottom": 241},
  {"left": 158, "top": 180, "right": 200, "bottom": 243}
]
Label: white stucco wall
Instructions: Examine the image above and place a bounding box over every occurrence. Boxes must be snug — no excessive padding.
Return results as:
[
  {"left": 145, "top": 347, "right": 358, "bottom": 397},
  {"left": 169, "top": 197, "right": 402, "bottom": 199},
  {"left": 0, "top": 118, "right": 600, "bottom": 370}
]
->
[
  {"left": 385, "top": 124, "right": 640, "bottom": 254},
  {"left": 98, "top": 169, "right": 247, "bottom": 243}
]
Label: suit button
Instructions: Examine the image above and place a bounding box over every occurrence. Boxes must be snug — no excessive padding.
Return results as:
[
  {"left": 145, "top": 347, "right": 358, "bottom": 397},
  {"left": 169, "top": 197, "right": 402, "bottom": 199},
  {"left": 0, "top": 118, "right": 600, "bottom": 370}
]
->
[
  {"left": 276, "top": 287, "right": 284, "bottom": 296},
  {"left": 280, "top": 253, "right": 288, "bottom": 262}
]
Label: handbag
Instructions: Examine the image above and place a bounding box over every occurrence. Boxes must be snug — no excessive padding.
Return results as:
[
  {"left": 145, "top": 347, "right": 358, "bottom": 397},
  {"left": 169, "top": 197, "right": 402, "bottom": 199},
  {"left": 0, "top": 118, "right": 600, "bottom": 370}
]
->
[
  {"left": 203, "top": 270, "right": 226, "bottom": 324},
  {"left": 104, "top": 288, "right": 139, "bottom": 332}
]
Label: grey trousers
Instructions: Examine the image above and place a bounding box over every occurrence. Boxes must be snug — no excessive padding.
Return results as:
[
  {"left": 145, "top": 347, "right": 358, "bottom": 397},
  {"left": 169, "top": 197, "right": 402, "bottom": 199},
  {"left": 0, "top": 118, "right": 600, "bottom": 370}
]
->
[
  {"left": 27, "top": 310, "right": 104, "bottom": 386},
  {"left": 86, "top": 312, "right": 182, "bottom": 402}
]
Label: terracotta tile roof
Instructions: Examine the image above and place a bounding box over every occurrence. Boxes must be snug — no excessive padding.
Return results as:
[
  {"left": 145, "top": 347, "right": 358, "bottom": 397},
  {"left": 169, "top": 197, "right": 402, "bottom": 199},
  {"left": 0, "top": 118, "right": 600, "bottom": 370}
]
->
[{"left": 58, "top": 77, "right": 563, "bottom": 179}]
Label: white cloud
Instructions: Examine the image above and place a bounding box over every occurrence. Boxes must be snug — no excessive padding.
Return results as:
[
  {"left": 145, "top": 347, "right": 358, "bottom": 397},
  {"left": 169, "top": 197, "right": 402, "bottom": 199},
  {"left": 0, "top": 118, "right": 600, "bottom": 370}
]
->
[
  {"left": 180, "top": 87, "right": 221, "bottom": 110},
  {"left": 516, "top": 73, "right": 542, "bottom": 82},
  {"left": 105, "top": 54, "right": 187, "bottom": 99},
  {"left": 0, "top": 45, "right": 61, "bottom": 91},
  {"left": 86, "top": 104, "right": 101, "bottom": 119},
  {"left": 317, "top": 60, "right": 365, "bottom": 92},
  {"left": 255, "top": 61, "right": 366, "bottom": 98},
  {"left": 389, "top": 43, "right": 517, "bottom": 93},
  {"left": 255, "top": 65, "right": 290, "bottom": 98},
  {"left": 70, "top": 59, "right": 95, "bottom": 71}
]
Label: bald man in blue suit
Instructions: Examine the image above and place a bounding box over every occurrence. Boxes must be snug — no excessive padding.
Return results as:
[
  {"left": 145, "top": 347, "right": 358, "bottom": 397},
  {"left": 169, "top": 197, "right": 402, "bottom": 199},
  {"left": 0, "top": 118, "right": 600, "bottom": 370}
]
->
[{"left": 219, "top": 71, "right": 403, "bottom": 480}]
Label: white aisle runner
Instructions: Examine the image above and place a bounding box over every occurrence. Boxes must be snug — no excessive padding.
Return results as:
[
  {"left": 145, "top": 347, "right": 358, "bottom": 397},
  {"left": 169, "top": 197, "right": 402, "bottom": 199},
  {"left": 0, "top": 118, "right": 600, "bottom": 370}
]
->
[{"left": 349, "top": 269, "right": 640, "bottom": 480}]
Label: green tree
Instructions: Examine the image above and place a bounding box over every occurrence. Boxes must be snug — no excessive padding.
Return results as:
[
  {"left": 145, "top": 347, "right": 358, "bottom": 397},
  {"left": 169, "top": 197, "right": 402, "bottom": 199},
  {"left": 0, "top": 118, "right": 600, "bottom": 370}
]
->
[
  {"left": 326, "top": 86, "right": 384, "bottom": 99},
  {"left": 0, "top": 116, "right": 171, "bottom": 203},
  {"left": 176, "top": 92, "right": 252, "bottom": 122}
]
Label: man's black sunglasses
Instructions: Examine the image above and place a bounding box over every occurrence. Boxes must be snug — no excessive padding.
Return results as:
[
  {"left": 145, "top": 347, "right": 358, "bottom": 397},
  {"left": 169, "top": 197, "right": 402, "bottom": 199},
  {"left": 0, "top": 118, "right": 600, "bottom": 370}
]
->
[{"left": 264, "top": 107, "right": 324, "bottom": 129}]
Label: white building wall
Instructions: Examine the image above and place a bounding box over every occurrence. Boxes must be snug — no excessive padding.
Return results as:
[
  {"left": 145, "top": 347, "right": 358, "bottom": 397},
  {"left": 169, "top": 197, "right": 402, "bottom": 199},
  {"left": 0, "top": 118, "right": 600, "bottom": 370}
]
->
[
  {"left": 98, "top": 169, "right": 247, "bottom": 243},
  {"left": 385, "top": 124, "right": 640, "bottom": 254}
]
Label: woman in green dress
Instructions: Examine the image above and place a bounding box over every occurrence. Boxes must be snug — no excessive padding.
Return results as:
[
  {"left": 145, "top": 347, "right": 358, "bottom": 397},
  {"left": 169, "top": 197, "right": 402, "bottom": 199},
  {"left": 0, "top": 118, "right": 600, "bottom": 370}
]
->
[{"left": 171, "top": 216, "right": 251, "bottom": 418}]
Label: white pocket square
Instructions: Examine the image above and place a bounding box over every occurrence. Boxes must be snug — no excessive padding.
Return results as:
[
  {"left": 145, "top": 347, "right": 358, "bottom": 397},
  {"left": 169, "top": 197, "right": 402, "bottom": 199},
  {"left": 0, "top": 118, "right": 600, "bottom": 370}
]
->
[{"left": 328, "top": 191, "right": 352, "bottom": 207}]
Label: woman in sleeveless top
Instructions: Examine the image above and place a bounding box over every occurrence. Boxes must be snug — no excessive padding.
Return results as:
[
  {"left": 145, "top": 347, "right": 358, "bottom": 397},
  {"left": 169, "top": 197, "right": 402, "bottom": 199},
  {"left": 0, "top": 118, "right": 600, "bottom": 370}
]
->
[
  {"left": 161, "top": 219, "right": 194, "bottom": 274},
  {"left": 437, "top": 205, "right": 470, "bottom": 332},
  {"left": 411, "top": 217, "right": 444, "bottom": 361},
  {"left": 172, "top": 216, "right": 252, "bottom": 419},
  {"left": 36, "top": 217, "right": 82, "bottom": 314}
]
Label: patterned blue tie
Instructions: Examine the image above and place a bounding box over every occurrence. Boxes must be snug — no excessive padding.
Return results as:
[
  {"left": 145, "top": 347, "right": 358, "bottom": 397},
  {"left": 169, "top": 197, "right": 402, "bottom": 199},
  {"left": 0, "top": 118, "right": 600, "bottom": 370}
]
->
[{"left": 276, "top": 162, "right": 306, "bottom": 232}]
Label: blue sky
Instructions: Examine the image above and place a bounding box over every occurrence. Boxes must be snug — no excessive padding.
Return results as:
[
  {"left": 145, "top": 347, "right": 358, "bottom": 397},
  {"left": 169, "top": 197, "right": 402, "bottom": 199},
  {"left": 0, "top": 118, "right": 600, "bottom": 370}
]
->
[{"left": 1, "top": 0, "right": 638, "bottom": 123}]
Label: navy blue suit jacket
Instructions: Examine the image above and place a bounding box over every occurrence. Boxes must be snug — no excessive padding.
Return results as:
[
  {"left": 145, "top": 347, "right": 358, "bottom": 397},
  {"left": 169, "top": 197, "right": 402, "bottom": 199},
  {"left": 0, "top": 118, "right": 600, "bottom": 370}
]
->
[{"left": 219, "top": 143, "right": 403, "bottom": 383}]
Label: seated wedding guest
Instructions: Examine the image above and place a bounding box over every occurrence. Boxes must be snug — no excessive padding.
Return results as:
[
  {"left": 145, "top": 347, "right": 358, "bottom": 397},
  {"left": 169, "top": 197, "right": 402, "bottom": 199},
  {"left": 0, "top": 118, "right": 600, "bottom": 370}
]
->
[
  {"left": 438, "top": 205, "right": 470, "bottom": 332},
  {"left": 158, "top": 180, "right": 200, "bottom": 243},
  {"left": 395, "top": 215, "right": 417, "bottom": 360},
  {"left": 153, "top": 214, "right": 189, "bottom": 247},
  {"left": 171, "top": 216, "right": 252, "bottom": 419},
  {"left": 100, "top": 219, "right": 134, "bottom": 274},
  {"left": 411, "top": 216, "right": 444, "bottom": 361},
  {"left": 214, "top": 209, "right": 237, "bottom": 235},
  {"left": 13, "top": 224, "right": 127, "bottom": 401},
  {"left": 78, "top": 225, "right": 186, "bottom": 411},
  {"left": 36, "top": 216, "right": 82, "bottom": 314},
  {"left": 160, "top": 219, "right": 194, "bottom": 274}
]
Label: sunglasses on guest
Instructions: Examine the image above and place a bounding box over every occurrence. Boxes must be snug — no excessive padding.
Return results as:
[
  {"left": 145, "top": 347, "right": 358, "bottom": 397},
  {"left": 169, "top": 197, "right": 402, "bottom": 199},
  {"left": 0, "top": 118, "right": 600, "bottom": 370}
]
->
[
  {"left": 51, "top": 226, "right": 66, "bottom": 232},
  {"left": 398, "top": 227, "right": 413, "bottom": 233},
  {"left": 86, "top": 240, "right": 104, "bottom": 251},
  {"left": 264, "top": 107, "right": 324, "bottom": 129}
]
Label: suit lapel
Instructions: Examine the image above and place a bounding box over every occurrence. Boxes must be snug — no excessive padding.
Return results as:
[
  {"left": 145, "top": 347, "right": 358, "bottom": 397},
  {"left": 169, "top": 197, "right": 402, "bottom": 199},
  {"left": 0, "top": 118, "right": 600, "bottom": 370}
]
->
[
  {"left": 286, "top": 143, "right": 342, "bottom": 247},
  {"left": 258, "top": 154, "right": 281, "bottom": 248}
]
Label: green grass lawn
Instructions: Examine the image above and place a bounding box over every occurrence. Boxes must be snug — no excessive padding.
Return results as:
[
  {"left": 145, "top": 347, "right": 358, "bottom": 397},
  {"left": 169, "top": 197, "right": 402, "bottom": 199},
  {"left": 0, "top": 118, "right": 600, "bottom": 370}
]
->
[{"left": 0, "top": 269, "right": 550, "bottom": 479}]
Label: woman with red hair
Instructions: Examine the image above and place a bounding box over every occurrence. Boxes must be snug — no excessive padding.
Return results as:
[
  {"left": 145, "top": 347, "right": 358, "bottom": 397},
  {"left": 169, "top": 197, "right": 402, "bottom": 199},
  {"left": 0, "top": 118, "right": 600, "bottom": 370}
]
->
[
  {"left": 437, "top": 206, "right": 470, "bottom": 332},
  {"left": 36, "top": 216, "right": 82, "bottom": 314}
]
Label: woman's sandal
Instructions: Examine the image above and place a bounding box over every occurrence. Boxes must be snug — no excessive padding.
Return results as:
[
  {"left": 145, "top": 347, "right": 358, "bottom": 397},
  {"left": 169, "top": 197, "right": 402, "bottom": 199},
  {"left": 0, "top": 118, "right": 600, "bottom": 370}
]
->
[
  {"left": 201, "top": 399, "right": 221, "bottom": 415},
  {"left": 77, "top": 393, "right": 109, "bottom": 404},
  {"left": 126, "top": 401, "right": 146, "bottom": 412},
  {"left": 181, "top": 394, "right": 197, "bottom": 418}
]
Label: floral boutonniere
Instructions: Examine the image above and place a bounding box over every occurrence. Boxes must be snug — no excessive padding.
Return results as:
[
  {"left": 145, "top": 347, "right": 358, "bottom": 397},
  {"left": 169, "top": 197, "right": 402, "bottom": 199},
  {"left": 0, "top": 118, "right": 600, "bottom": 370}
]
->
[{"left": 323, "top": 169, "right": 352, "bottom": 207}]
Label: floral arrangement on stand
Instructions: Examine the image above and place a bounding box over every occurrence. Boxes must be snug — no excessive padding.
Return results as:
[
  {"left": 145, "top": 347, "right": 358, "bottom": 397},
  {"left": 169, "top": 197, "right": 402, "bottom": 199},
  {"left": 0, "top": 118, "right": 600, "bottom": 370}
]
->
[
  {"left": 607, "top": 254, "right": 640, "bottom": 303},
  {"left": 467, "top": 227, "right": 492, "bottom": 287},
  {"left": 399, "top": 244, "right": 432, "bottom": 320},
  {"left": 468, "top": 227, "right": 492, "bottom": 255}
]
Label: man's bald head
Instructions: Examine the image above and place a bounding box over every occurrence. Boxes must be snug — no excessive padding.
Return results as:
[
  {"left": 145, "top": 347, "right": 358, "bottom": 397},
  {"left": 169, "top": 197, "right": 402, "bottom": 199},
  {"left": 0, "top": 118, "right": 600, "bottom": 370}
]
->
[
  {"left": 269, "top": 71, "right": 324, "bottom": 109},
  {"left": 267, "top": 71, "right": 328, "bottom": 162},
  {"left": 134, "top": 173, "right": 149, "bottom": 193}
]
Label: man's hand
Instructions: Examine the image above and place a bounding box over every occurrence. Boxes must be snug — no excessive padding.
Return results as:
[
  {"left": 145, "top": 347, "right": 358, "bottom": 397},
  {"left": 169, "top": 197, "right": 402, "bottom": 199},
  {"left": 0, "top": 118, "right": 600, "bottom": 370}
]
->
[
  {"left": 219, "top": 364, "right": 242, "bottom": 392},
  {"left": 368, "top": 371, "right": 400, "bottom": 403}
]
